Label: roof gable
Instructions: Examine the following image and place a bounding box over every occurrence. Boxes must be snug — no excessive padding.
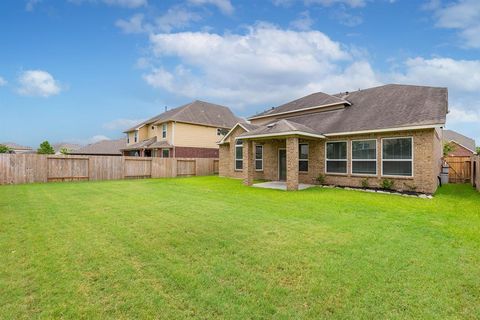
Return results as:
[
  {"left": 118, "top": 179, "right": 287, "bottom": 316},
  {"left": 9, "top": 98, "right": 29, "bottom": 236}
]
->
[{"left": 443, "top": 129, "right": 476, "bottom": 152}]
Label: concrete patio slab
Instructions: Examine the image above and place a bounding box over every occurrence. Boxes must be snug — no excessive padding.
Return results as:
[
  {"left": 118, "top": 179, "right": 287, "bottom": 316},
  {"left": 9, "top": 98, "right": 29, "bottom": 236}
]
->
[{"left": 252, "top": 181, "right": 315, "bottom": 191}]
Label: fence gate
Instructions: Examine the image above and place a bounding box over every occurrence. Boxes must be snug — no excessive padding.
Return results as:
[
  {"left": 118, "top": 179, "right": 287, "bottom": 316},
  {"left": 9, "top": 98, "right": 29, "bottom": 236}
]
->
[{"left": 445, "top": 156, "right": 471, "bottom": 183}]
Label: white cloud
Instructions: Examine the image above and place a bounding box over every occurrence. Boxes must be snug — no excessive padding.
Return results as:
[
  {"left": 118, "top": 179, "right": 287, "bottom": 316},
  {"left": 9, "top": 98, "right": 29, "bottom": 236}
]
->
[
  {"left": 290, "top": 11, "right": 314, "bottom": 30},
  {"left": 103, "top": 118, "right": 144, "bottom": 130},
  {"left": 68, "top": 0, "right": 146, "bottom": 8},
  {"left": 430, "top": 0, "right": 480, "bottom": 48},
  {"left": 25, "top": 0, "right": 41, "bottom": 11},
  {"left": 448, "top": 107, "right": 480, "bottom": 123},
  {"left": 273, "top": 0, "right": 366, "bottom": 8},
  {"left": 390, "top": 57, "right": 480, "bottom": 92},
  {"left": 116, "top": 14, "right": 146, "bottom": 34},
  {"left": 143, "top": 24, "right": 380, "bottom": 108},
  {"left": 89, "top": 135, "right": 111, "bottom": 143},
  {"left": 17, "top": 70, "right": 62, "bottom": 97},
  {"left": 188, "top": 0, "right": 234, "bottom": 15},
  {"left": 0, "top": 76, "right": 6, "bottom": 87},
  {"left": 156, "top": 6, "right": 202, "bottom": 33}
]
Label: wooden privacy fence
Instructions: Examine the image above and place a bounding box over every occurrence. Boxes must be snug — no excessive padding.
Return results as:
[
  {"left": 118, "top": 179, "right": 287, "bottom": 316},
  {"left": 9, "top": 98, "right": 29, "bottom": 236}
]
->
[
  {"left": 0, "top": 154, "right": 219, "bottom": 185},
  {"left": 444, "top": 156, "right": 471, "bottom": 183},
  {"left": 472, "top": 155, "right": 479, "bottom": 192}
]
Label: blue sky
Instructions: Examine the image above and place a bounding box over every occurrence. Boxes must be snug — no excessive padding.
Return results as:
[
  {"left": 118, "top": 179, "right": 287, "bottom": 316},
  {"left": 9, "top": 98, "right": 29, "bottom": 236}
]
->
[{"left": 1, "top": 0, "right": 479, "bottom": 148}]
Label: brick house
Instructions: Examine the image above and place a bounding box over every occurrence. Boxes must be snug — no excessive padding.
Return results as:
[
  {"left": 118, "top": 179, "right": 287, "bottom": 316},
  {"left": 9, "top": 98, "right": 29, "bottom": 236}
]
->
[
  {"left": 219, "top": 84, "right": 448, "bottom": 194},
  {"left": 122, "top": 100, "right": 239, "bottom": 158},
  {"left": 443, "top": 129, "right": 476, "bottom": 157}
]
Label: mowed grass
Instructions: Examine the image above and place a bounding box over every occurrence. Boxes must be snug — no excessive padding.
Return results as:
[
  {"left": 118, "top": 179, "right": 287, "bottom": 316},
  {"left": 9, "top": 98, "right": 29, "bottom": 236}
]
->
[{"left": 0, "top": 177, "right": 479, "bottom": 319}]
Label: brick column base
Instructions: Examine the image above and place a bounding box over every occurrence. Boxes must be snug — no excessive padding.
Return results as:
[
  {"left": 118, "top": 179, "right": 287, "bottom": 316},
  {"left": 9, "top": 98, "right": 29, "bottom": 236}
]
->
[{"left": 243, "top": 140, "right": 254, "bottom": 186}]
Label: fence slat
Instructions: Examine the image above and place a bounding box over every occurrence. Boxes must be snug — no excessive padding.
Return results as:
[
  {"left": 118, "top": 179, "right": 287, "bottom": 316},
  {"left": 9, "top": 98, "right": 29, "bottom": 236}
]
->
[{"left": 0, "top": 154, "right": 218, "bottom": 185}]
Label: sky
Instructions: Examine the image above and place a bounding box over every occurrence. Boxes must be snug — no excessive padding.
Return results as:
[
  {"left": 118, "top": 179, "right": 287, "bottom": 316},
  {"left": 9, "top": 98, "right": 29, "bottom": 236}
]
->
[{"left": 0, "top": 0, "right": 479, "bottom": 148}]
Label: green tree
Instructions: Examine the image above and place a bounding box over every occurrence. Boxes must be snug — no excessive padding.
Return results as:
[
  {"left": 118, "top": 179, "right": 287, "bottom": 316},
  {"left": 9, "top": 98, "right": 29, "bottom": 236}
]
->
[
  {"left": 60, "top": 147, "right": 69, "bottom": 155},
  {"left": 37, "top": 141, "right": 55, "bottom": 154},
  {"left": 476, "top": 146, "right": 480, "bottom": 154},
  {"left": 0, "top": 144, "right": 11, "bottom": 153},
  {"left": 443, "top": 142, "right": 456, "bottom": 157}
]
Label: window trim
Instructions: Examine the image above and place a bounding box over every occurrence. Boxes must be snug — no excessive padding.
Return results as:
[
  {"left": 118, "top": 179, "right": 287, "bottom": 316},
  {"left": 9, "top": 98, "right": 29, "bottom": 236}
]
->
[
  {"left": 162, "top": 148, "right": 170, "bottom": 158},
  {"left": 325, "top": 140, "right": 348, "bottom": 175},
  {"left": 234, "top": 139, "right": 243, "bottom": 171},
  {"left": 381, "top": 136, "right": 414, "bottom": 178},
  {"left": 255, "top": 144, "right": 263, "bottom": 172},
  {"left": 161, "top": 123, "right": 168, "bottom": 139},
  {"left": 350, "top": 139, "right": 377, "bottom": 177},
  {"left": 299, "top": 143, "right": 309, "bottom": 173}
]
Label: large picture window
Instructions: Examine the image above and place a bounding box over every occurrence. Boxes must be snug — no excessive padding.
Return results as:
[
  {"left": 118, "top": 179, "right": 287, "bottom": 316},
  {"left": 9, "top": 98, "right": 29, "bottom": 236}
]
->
[
  {"left": 352, "top": 140, "right": 377, "bottom": 175},
  {"left": 299, "top": 143, "right": 309, "bottom": 172},
  {"left": 235, "top": 139, "right": 243, "bottom": 171},
  {"left": 326, "top": 141, "right": 347, "bottom": 174},
  {"left": 255, "top": 145, "right": 263, "bottom": 171},
  {"left": 382, "top": 137, "right": 413, "bottom": 177}
]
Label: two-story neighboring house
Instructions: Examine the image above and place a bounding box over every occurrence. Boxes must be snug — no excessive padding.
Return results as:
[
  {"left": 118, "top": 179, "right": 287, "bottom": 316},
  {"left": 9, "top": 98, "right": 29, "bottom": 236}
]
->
[
  {"left": 122, "top": 100, "right": 239, "bottom": 158},
  {"left": 219, "top": 84, "right": 448, "bottom": 194}
]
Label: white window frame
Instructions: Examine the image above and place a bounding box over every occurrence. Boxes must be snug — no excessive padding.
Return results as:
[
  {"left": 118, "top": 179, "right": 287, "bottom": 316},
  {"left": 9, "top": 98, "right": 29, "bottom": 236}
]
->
[
  {"left": 381, "top": 136, "right": 414, "bottom": 178},
  {"left": 234, "top": 139, "right": 243, "bottom": 171},
  {"left": 299, "top": 143, "right": 309, "bottom": 173},
  {"left": 134, "top": 131, "right": 138, "bottom": 143},
  {"left": 162, "top": 123, "right": 167, "bottom": 139},
  {"left": 325, "top": 141, "right": 348, "bottom": 175},
  {"left": 255, "top": 144, "right": 263, "bottom": 172},
  {"left": 350, "top": 139, "right": 377, "bottom": 176}
]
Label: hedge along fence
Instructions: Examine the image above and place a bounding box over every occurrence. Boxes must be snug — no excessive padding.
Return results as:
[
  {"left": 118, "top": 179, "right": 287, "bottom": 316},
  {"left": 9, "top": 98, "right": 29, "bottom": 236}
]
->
[
  {"left": 473, "top": 155, "right": 480, "bottom": 192},
  {"left": 0, "top": 154, "right": 219, "bottom": 185}
]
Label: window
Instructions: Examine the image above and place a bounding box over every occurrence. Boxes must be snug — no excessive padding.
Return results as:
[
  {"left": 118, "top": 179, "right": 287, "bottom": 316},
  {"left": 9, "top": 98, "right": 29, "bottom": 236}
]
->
[
  {"left": 162, "top": 149, "right": 170, "bottom": 158},
  {"left": 162, "top": 124, "right": 167, "bottom": 139},
  {"left": 299, "top": 143, "right": 309, "bottom": 172},
  {"left": 326, "top": 141, "right": 347, "bottom": 174},
  {"left": 217, "top": 128, "right": 228, "bottom": 136},
  {"left": 235, "top": 139, "right": 243, "bottom": 170},
  {"left": 152, "top": 126, "right": 155, "bottom": 130},
  {"left": 134, "top": 131, "right": 138, "bottom": 143},
  {"left": 382, "top": 137, "right": 413, "bottom": 177},
  {"left": 127, "top": 135, "right": 130, "bottom": 144},
  {"left": 352, "top": 140, "right": 377, "bottom": 175},
  {"left": 255, "top": 145, "right": 263, "bottom": 171}
]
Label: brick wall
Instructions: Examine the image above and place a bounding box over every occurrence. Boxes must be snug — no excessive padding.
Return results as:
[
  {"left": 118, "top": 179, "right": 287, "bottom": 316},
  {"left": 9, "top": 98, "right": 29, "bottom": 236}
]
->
[
  {"left": 174, "top": 146, "right": 219, "bottom": 158},
  {"left": 219, "top": 127, "right": 441, "bottom": 194}
]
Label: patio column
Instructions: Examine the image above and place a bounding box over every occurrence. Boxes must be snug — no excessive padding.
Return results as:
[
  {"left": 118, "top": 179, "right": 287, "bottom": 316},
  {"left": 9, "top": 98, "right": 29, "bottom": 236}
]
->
[
  {"left": 243, "top": 140, "right": 254, "bottom": 186},
  {"left": 286, "top": 137, "right": 299, "bottom": 191}
]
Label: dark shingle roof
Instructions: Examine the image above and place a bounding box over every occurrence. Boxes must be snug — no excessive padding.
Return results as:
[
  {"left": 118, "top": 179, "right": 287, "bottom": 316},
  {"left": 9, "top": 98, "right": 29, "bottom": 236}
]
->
[
  {"left": 443, "top": 130, "right": 476, "bottom": 152},
  {"left": 125, "top": 100, "right": 240, "bottom": 132},
  {"left": 238, "top": 119, "right": 319, "bottom": 138},
  {"left": 1, "top": 142, "right": 32, "bottom": 150},
  {"left": 250, "top": 92, "right": 349, "bottom": 119},
  {"left": 249, "top": 84, "right": 447, "bottom": 136},
  {"left": 71, "top": 139, "right": 126, "bottom": 156}
]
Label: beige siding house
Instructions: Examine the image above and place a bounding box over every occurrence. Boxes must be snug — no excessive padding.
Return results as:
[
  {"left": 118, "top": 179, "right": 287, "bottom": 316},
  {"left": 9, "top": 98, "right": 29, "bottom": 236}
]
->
[
  {"left": 219, "top": 84, "right": 448, "bottom": 194},
  {"left": 122, "top": 100, "right": 239, "bottom": 158}
]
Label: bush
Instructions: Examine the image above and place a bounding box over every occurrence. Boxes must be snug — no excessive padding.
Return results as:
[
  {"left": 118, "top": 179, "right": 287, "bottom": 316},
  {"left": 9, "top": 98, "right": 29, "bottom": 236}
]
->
[
  {"left": 361, "top": 178, "right": 370, "bottom": 188},
  {"left": 60, "top": 147, "right": 69, "bottom": 155},
  {"left": 443, "top": 142, "right": 455, "bottom": 157},
  {"left": 316, "top": 174, "right": 325, "bottom": 185},
  {"left": 0, "top": 144, "right": 11, "bottom": 153},
  {"left": 37, "top": 141, "right": 55, "bottom": 154},
  {"left": 381, "top": 178, "right": 394, "bottom": 190}
]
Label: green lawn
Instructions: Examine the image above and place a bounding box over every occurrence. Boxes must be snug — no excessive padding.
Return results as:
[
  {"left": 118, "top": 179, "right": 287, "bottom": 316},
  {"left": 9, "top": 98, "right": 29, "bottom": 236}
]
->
[{"left": 1, "top": 177, "right": 479, "bottom": 319}]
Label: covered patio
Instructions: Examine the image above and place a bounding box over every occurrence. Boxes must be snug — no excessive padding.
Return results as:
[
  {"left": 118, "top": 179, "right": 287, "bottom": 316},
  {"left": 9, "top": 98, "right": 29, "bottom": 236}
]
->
[{"left": 239, "top": 119, "right": 325, "bottom": 191}]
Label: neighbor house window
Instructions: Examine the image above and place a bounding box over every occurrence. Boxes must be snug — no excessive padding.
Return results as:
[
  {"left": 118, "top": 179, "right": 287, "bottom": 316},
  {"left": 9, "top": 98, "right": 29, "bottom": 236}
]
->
[
  {"left": 255, "top": 145, "right": 263, "bottom": 171},
  {"left": 299, "top": 143, "right": 309, "bottom": 172},
  {"left": 127, "top": 135, "right": 130, "bottom": 144},
  {"left": 235, "top": 139, "right": 243, "bottom": 170},
  {"left": 352, "top": 140, "right": 377, "bottom": 175},
  {"left": 162, "top": 124, "right": 167, "bottom": 139},
  {"left": 162, "top": 149, "right": 170, "bottom": 158},
  {"left": 326, "top": 141, "right": 347, "bottom": 174},
  {"left": 382, "top": 137, "right": 413, "bottom": 177},
  {"left": 152, "top": 125, "right": 155, "bottom": 130},
  {"left": 134, "top": 131, "right": 138, "bottom": 143}
]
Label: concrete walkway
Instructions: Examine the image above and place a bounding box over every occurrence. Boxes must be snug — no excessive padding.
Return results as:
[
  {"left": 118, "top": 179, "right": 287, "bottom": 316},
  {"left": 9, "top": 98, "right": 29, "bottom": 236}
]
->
[{"left": 252, "top": 181, "right": 315, "bottom": 191}]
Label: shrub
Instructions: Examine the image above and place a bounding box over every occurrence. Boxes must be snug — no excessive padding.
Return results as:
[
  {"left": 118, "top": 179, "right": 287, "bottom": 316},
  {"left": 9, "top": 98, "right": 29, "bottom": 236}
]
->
[
  {"left": 0, "top": 144, "right": 11, "bottom": 153},
  {"left": 443, "top": 142, "right": 455, "bottom": 157},
  {"left": 381, "top": 178, "right": 394, "bottom": 190},
  {"left": 37, "top": 141, "right": 55, "bottom": 154},
  {"left": 361, "top": 178, "right": 370, "bottom": 189},
  {"left": 60, "top": 147, "right": 69, "bottom": 155},
  {"left": 316, "top": 174, "right": 325, "bottom": 185}
]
